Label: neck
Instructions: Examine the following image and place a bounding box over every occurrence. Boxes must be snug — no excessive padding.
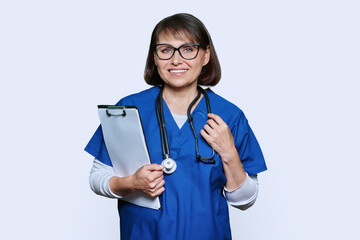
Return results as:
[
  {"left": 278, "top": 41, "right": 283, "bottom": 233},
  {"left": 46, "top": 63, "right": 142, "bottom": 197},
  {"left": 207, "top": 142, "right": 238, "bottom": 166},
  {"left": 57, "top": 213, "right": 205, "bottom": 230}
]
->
[{"left": 162, "top": 84, "right": 200, "bottom": 115}]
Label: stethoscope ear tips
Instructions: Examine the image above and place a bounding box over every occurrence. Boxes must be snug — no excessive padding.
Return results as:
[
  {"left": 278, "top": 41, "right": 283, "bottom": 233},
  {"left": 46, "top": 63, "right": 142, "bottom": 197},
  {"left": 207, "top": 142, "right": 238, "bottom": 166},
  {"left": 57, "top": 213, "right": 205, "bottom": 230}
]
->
[{"left": 162, "top": 158, "right": 177, "bottom": 174}]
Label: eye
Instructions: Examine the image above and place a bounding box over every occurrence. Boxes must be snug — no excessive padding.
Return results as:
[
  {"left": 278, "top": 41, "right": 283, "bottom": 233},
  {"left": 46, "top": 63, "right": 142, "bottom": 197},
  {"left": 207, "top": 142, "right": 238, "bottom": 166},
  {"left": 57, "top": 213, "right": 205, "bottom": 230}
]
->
[
  {"left": 181, "top": 45, "right": 196, "bottom": 52},
  {"left": 162, "top": 48, "right": 172, "bottom": 53},
  {"left": 157, "top": 45, "right": 173, "bottom": 54}
]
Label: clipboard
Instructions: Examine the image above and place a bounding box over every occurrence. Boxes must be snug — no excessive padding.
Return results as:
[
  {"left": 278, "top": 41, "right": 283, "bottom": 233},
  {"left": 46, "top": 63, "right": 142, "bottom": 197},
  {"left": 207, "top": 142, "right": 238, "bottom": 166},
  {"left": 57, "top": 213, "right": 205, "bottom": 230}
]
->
[{"left": 98, "top": 105, "right": 161, "bottom": 210}]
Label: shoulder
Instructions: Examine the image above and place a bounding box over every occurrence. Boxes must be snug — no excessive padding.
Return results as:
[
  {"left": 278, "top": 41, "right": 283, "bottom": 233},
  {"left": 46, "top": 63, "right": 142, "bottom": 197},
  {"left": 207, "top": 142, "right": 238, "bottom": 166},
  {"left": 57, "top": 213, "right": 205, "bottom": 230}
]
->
[
  {"left": 206, "top": 88, "right": 245, "bottom": 125},
  {"left": 115, "top": 86, "right": 159, "bottom": 106}
]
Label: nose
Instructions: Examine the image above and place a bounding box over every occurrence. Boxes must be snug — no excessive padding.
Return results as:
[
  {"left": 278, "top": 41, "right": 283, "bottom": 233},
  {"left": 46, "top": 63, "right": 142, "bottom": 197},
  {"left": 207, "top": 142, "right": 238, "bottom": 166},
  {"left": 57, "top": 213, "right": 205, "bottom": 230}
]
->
[{"left": 170, "top": 49, "right": 183, "bottom": 65}]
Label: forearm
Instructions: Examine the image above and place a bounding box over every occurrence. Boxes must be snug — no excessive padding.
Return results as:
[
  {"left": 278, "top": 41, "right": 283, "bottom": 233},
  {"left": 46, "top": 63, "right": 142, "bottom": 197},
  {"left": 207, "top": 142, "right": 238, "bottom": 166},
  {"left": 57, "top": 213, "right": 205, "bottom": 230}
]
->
[
  {"left": 90, "top": 159, "right": 165, "bottom": 198},
  {"left": 220, "top": 148, "right": 260, "bottom": 210},
  {"left": 109, "top": 175, "right": 135, "bottom": 197},
  {"left": 89, "top": 159, "right": 134, "bottom": 198},
  {"left": 220, "top": 147, "right": 247, "bottom": 191}
]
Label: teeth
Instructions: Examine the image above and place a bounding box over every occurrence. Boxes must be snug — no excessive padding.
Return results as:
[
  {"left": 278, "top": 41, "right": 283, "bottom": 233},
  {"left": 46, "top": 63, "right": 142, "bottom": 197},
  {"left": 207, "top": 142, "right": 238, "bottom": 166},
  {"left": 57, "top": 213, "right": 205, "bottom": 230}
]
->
[{"left": 170, "top": 69, "right": 188, "bottom": 73}]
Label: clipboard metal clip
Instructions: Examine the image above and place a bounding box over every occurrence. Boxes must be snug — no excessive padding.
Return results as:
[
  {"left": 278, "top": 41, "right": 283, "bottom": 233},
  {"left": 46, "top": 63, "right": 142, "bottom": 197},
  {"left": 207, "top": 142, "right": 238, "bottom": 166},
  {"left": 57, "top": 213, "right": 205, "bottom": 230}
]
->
[{"left": 106, "top": 109, "right": 127, "bottom": 117}]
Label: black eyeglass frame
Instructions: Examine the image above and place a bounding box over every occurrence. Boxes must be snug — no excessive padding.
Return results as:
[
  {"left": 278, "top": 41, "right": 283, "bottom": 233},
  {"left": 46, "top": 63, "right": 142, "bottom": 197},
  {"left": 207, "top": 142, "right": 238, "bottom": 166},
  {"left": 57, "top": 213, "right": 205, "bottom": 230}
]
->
[{"left": 154, "top": 43, "right": 201, "bottom": 60}]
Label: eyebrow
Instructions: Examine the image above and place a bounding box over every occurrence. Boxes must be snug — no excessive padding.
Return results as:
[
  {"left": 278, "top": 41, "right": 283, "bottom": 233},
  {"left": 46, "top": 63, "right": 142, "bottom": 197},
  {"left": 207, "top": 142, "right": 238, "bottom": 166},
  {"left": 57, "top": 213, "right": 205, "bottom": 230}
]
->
[{"left": 156, "top": 43, "right": 197, "bottom": 47}]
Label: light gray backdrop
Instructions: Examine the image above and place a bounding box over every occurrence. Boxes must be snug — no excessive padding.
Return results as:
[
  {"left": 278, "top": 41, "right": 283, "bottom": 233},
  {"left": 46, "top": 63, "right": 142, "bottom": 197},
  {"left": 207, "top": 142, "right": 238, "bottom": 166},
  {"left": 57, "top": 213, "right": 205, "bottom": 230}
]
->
[{"left": 1, "top": 1, "right": 359, "bottom": 239}]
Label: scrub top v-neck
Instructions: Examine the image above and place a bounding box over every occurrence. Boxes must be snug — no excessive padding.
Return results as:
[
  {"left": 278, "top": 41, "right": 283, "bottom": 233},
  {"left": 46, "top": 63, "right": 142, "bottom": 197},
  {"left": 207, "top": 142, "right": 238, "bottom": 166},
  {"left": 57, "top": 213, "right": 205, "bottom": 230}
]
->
[{"left": 85, "top": 86, "right": 267, "bottom": 240}]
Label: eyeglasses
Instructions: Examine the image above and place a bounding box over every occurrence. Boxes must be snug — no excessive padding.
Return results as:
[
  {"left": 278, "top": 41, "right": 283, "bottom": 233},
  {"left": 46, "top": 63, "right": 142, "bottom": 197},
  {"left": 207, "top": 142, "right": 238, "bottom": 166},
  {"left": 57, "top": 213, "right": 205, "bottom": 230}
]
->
[{"left": 154, "top": 43, "right": 201, "bottom": 60}]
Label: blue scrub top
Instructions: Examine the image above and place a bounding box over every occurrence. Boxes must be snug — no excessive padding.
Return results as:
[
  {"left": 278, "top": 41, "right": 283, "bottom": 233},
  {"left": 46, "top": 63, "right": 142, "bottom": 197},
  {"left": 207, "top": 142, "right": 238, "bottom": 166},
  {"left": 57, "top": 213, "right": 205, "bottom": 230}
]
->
[{"left": 85, "top": 87, "right": 267, "bottom": 240}]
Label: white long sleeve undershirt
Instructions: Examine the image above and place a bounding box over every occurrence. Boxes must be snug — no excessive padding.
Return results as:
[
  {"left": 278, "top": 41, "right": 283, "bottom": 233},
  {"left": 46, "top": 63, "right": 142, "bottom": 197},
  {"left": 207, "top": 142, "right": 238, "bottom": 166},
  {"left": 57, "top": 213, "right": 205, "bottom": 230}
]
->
[
  {"left": 224, "top": 174, "right": 259, "bottom": 210},
  {"left": 89, "top": 159, "right": 123, "bottom": 199}
]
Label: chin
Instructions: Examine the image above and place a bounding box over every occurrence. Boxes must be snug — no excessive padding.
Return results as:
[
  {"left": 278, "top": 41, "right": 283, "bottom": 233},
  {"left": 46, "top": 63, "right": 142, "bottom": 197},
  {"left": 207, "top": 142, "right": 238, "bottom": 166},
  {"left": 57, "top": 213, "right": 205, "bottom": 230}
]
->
[
  {"left": 167, "top": 81, "right": 194, "bottom": 89},
  {"left": 164, "top": 78, "right": 196, "bottom": 88}
]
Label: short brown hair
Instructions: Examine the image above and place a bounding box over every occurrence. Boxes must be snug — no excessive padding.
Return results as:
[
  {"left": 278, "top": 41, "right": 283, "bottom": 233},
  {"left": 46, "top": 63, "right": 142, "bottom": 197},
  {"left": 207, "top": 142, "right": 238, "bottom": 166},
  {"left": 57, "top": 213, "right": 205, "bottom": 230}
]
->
[{"left": 144, "top": 13, "right": 221, "bottom": 86}]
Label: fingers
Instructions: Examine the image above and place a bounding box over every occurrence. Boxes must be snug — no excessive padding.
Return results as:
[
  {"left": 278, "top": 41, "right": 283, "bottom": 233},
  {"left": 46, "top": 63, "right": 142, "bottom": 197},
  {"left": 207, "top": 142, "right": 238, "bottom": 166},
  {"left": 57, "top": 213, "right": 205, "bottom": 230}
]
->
[
  {"left": 148, "top": 168, "right": 164, "bottom": 180},
  {"left": 147, "top": 179, "right": 165, "bottom": 197},
  {"left": 200, "top": 129, "right": 211, "bottom": 142},
  {"left": 147, "top": 175, "right": 164, "bottom": 190},
  {"left": 143, "top": 164, "right": 164, "bottom": 185},
  {"left": 147, "top": 169, "right": 166, "bottom": 197},
  {"left": 207, "top": 113, "right": 226, "bottom": 125},
  {"left": 204, "top": 114, "right": 227, "bottom": 133},
  {"left": 135, "top": 164, "right": 166, "bottom": 197},
  {"left": 200, "top": 127, "right": 218, "bottom": 147},
  {"left": 201, "top": 113, "right": 233, "bottom": 154},
  {"left": 206, "top": 118, "right": 218, "bottom": 129},
  {"left": 202, "top": 118, "right": 219, "bottom": 138},
  {"left": 145, "top": 163, "right": 164, "bottom": 171},
  {"left": 204, "top": 114, "right": 229, "bottom": 136},
  {"left": 150, "top": 185, "right": 165, "bottom": 197}
]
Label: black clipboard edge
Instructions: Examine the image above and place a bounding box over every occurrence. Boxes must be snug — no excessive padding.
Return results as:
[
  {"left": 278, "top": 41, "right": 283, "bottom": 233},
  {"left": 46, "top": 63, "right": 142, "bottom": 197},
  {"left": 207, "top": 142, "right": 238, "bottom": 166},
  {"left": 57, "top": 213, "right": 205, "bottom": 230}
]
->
[{"left": 97, "top": 105, "right": 138, "bottom": 109}]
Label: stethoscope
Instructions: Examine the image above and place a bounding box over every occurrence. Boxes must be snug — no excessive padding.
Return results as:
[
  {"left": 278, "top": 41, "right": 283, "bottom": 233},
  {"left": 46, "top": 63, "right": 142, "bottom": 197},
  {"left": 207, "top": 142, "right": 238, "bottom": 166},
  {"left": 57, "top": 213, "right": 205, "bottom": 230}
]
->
[{"left": 155, "top": 85, "right": 215, "bottom": 174}]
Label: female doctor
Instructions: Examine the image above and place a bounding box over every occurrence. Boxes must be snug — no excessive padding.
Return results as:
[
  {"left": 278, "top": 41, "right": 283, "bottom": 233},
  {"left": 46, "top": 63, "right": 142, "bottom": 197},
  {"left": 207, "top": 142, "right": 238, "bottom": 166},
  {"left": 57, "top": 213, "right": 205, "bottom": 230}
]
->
[{"left": 85, "top": 13, "right": 267, "bottom": 240}]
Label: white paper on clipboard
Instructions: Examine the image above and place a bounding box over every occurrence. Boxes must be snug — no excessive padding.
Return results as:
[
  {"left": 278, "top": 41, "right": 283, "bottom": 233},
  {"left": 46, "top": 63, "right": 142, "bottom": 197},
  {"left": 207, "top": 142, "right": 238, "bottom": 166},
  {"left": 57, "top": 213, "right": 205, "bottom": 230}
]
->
[{"left": 98, "top": 105, "right": 160, "bottom": 210}]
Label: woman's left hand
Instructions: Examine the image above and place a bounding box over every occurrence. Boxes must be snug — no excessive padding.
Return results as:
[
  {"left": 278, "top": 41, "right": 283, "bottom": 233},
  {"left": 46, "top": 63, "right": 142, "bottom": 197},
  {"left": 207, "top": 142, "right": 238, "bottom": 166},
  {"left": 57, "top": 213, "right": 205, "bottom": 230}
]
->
[
  {"left": 201, "top": 113, "right": 247, "bottom": 189},
  {"left": 200, "top": 113, "right": 237, "bottom": 161}
]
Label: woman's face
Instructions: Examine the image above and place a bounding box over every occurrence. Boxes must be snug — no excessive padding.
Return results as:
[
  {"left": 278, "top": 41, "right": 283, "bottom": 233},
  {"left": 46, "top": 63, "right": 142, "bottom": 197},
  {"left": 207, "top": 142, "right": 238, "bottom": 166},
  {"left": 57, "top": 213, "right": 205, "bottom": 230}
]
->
[{"left": 154, "top": 32, "right": 210, "bottom": 90}]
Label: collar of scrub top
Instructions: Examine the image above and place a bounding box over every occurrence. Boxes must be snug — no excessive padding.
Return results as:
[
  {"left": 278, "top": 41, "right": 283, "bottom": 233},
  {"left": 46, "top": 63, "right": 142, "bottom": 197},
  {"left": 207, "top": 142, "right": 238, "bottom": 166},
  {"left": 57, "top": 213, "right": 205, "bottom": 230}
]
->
[{"left": 155, "top": 85, "right": 215, "bottom": 168}]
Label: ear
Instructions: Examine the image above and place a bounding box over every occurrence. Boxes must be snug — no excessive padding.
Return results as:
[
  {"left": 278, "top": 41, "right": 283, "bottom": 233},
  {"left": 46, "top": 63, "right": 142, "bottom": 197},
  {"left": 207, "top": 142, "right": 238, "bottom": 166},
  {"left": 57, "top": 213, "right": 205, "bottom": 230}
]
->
[
  {"left": 203, "top": 46, "right": 210, "bottom": 66},
  {"left": 154, "top": 54, "right": 158, "bottom": 66}
]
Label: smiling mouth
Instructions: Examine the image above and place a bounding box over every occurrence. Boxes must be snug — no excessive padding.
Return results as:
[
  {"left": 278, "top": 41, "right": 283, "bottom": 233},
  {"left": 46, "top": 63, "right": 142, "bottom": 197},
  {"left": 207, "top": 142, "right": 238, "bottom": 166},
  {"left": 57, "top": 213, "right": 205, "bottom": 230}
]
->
[{"left": 169, "top": 69, "right": 188, "bottom": 73}]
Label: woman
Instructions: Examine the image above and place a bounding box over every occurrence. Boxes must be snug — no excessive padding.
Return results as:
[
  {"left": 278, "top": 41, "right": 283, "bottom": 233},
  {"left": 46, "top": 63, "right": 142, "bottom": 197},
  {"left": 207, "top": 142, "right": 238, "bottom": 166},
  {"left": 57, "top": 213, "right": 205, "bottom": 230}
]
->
[{"left": 85, "top": 13, "right": 267, "bottom": 240}]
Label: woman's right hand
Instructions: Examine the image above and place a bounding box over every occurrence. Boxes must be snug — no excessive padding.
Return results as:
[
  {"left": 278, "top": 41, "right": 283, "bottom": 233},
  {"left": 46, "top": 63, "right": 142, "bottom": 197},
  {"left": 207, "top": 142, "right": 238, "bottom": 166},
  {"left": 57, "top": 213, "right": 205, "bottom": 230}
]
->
[{"left": 130, "top": 164, "right": 165, "bottom": 197}]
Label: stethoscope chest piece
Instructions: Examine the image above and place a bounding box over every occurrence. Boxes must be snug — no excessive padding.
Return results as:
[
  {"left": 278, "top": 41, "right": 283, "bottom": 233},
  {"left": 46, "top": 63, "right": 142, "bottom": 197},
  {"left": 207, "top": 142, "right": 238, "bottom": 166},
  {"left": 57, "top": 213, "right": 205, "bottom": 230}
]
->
[{"left": 161, "top": 158, "right": 177, "bottom": 174}]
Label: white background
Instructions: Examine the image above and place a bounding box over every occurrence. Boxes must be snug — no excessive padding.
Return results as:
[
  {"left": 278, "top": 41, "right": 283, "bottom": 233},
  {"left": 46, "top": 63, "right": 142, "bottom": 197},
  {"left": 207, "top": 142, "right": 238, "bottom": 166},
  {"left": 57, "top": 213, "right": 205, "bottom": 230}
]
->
[{"left": 1, "top": 1, "right": 359, "bottom": 239}]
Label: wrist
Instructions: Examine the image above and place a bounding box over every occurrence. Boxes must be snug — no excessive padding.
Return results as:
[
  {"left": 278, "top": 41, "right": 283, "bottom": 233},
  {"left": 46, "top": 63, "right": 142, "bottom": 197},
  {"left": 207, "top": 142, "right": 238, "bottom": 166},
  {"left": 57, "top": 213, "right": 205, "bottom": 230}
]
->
[
  {"left": 220, "top": 146, "right": 239, "bottom": 164},
  {"left": 127, "top": 174, "right": 137, "bottom": 193},
  {"left": 110, "top": 175, "right": 136, "bottom": 196}
]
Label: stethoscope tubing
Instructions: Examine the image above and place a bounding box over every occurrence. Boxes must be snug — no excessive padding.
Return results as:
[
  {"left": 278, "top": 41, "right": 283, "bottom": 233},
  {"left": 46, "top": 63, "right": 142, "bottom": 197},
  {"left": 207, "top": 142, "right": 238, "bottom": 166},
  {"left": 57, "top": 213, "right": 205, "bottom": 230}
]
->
[
  {"left": 187, "top": 86, "right": 215, "bottom": 163},
  {"left": 155, "top": 85, "right": 215, "bottom": 166},
  {"left": 155, "top": 86, "right": 171, "bottom": 159}
]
